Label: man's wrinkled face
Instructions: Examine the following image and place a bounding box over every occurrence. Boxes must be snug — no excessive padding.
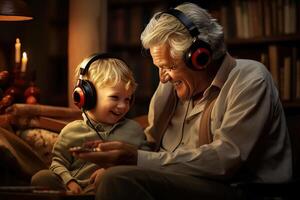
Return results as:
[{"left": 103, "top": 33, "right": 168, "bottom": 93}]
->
[{"left": 150, "top": 44, "right": 200, "bottom": 101}]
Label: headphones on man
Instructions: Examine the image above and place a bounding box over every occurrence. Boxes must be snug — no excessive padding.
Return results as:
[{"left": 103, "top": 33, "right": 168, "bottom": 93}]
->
[
  {"left": 73, "top": 53, "right": 128, "bottom": 110},
  {"left": 159, "top": 8, "right": 212, "bottom": 70}
]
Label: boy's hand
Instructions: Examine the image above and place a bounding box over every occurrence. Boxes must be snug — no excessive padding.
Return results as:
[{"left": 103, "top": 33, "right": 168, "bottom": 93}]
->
[
  {"left": 89, "top": 168, "right": 106, "bottom": 188},
  {"left": 74, "top": 141, "right": 138, "bottom": 168},
  {"left": 66, "top": 180, "right": 82, "bottom": 194}
]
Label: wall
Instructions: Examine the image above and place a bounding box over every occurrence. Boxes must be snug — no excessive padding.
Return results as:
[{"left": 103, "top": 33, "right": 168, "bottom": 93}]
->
[{"left": 68, "top": 0, "right": 107, "bottom": 108}]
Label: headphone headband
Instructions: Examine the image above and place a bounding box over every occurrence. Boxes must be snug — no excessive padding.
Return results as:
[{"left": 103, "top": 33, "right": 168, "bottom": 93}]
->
[
  {"left": 161, "top": 8, "right": 200, "bottom": 38},
  {"left": 80, "top": 53, "right": 123, "bottom": 76},
  {"left": 156, "top": 7, "right": 212, "bottom": 70},
  {"left": 73, "top": 53, "right": 133, "bottom": 110}
]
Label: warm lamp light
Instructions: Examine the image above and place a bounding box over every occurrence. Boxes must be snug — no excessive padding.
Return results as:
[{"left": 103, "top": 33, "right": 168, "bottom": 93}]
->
[{"left": 0, "top": 0, "right": 33, "bottom": 21}]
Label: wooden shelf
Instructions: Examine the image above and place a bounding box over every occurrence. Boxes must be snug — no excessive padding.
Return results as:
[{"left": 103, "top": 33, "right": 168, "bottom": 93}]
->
[
  {"left": 226, "top": 35, "right": 300, "bottom": 46},
  {"left": 108, "top": 43, "right": 144, "bottom": 52},
  {"left": 284, "top": 102, "right": 300, "bottom": 115},
  {"left": 283, "top": 101, "right": 300, "bottom": 108},
  {"left": 109, "top": 0, "right": 167, "bottom": 8}
]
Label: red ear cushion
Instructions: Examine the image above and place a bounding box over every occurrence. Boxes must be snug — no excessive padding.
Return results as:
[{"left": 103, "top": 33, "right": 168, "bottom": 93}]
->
[
  {"left": 73, "top": 87, "right": 85, "bottom": 109},
  {"left": 191, "top": 47, "right": 211, "bottom": 70}
]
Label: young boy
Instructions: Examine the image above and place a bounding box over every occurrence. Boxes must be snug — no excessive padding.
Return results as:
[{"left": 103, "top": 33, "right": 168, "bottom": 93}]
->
[{"left": 31, "top": 54, "right": 148, "bottom": 194}]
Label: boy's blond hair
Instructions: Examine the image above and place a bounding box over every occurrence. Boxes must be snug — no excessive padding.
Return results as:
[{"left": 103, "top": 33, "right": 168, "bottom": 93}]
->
[{"left": 75, "top": 58, "right": 137, "bottom": 92}]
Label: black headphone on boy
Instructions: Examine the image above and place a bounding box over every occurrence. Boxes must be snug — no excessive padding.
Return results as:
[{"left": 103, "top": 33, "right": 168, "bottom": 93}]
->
[
  {"left": 73, "top": 53, "right": 128, "bottom": 110},
  {"left": 158, "top": 8, "right": 212, "bottom": 70}
]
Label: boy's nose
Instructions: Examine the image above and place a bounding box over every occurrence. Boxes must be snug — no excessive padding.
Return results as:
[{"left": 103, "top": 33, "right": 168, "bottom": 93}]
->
[{"left": 117, "top": 101, "right": 127, "bottom": 110}]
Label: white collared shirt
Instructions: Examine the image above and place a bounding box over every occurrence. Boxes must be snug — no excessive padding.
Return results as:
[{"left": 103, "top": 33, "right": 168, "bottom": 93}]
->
[{"left": 138, "top": 53, "right": 292, "bottom": 183}]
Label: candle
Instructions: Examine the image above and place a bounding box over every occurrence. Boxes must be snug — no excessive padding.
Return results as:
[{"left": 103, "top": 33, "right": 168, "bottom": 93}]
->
[
  {"left": 15, "top": 38, "right": 21, "bottom": 64},
  {"left": 21, "top": 52, "right": 28, "bottom": 72}
]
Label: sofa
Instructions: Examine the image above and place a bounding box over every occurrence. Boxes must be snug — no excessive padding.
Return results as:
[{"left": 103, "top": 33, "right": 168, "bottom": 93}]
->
[
  {"left": 0, "top": 103, "right": 83, "bottom": 185},
  {"left": 0, "top": 103, "right": 149, "bottom": 186}
]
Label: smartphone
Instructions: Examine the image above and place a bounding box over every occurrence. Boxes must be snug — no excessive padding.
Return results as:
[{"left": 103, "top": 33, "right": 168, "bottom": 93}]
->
[{"left": 69, "top": 146, "right": 100, "bottom": 153}]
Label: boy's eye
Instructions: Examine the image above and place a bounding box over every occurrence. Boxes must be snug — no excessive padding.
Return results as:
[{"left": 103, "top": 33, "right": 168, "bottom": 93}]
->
[
  {"left": 109, "top": 96, "right": 118, "bottom": 100},
  {"left": 125, "top": 98, "right": 131, "bottom": 102}
]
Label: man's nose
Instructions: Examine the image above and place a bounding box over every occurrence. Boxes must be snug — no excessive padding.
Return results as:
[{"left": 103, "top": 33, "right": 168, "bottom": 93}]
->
[{"left": 159, "top": 68, "right": 170, "bottom": 83}]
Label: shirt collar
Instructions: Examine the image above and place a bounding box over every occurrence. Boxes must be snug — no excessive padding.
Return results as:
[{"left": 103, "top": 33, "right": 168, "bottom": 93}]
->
[
  {"left": 193, "top": 53, "right": 236, "bottom": 108},
  {"left": 82, "top": 113, "right": 124, "bottom": 132},
  {"left": 211, "top": 52, "right": 236, "bottom": 89}
]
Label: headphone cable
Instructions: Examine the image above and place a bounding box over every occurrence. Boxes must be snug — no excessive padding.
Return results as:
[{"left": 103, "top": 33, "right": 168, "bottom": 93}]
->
[
  {"left": 82, "top": 110, "right": 104, "bottom": 141},
  {"left": 172, "top": 99, "right": 191, "bottom": 152}
]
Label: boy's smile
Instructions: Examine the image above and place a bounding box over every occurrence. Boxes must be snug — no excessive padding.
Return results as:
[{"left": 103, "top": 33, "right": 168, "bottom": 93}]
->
[{"left": 89, "top": 81, "right": 133, "bottom": 125}]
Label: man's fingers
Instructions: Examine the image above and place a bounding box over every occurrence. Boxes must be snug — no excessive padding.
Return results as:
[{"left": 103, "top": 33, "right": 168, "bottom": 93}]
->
[
  {"left": 74, "top": 141, "right": 137, "bottom": 166},
  {"left": 98, "top": 141, "right": 125, "bottom": 151},
  {"left": 76, "top": 150, "right": 120, "bottom": 167},
  {"left": 83, "top": 140, "right": 103, "bottom": 148}
]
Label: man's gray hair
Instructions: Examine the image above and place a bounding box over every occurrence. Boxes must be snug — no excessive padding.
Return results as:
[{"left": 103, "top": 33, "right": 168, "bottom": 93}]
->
[{"left": 141, "top": 2, "right": 226, "bottom": 60}]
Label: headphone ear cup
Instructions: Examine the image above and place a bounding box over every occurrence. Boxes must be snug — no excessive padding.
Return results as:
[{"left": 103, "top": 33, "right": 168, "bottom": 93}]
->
[
  {"left": 73, "top": 80, "right": 97, "bottom": 110},
  {"left": 73, "top": 86, "right": 85, "bottom": 109},
  {"left": 185, "top": 39, "right": 212, "bottom": 70}
]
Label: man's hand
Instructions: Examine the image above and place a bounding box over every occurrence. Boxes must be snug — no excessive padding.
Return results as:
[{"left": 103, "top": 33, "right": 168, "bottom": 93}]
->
[
  {"left": 82, "top": 140, "right": 103, "bottom": 148},
  {"left": 73, "top": 141, "right": 138, "bottom": 168},
  {"left": 66, "top": 180, "right": 82, "bottom": 194},
  {"left": 89, "top": 168, "right": 106, "bottom": 188}
]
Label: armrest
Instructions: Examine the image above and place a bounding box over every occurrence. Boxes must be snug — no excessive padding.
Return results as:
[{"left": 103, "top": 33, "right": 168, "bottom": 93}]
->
[
  {"left": 5, "top": 103, "right": 82, "bottom": 121},
  {"left": 3, "top": 104, "right": 82, "bottom": 133}
]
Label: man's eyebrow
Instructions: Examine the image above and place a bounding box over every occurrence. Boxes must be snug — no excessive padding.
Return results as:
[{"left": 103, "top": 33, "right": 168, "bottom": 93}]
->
[{"left": 156, "top": 62, "right": 170, "bottom": 69}]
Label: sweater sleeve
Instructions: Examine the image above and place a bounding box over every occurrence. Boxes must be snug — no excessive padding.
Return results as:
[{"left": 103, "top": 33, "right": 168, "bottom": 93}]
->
[{"left": 49, "top": 121, "right": 83, "bottom": 185}]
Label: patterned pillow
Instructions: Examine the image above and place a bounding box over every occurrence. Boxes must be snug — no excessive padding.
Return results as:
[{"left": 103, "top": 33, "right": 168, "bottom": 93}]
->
[{"left": 17, "top": 128, "right": 58, "bottom": 166}]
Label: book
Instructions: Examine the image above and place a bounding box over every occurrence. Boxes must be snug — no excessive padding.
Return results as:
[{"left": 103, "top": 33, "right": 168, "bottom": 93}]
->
[
  {"left": 296, "top": 60, "right": 300, "bottom": 99},
  {"left": 263, "top": 0, "right": 271, "bottom": 36},
  {"left": 129, "top": 6, "right": 143, "bottom": 45},
  {"left": 234, "top": 0, "right": 243, "bottom": 38},
  {"left": 111, "top": 8, "right": 127, "bottom": 45},
  {"left": 282, "top": 57, "right": 291, "bottom": 100},
  {"left": 268, "top": 45, "right": 279, "bottom": 88}
]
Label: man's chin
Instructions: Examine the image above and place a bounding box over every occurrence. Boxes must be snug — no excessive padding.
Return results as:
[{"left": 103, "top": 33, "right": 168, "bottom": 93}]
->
[{"left": 176, "top": 92, "right": 190, "bottom": 102}]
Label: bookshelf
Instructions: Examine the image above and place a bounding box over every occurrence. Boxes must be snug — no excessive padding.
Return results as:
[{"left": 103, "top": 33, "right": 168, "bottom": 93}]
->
[
  {"left": 107, "top": 0, "right": 171, "bottom": 117},
  {"left": 106, "top": 0, "right": 300, "bottom": 117},
  {"left": 215, "top": 0, "right": 300, "bottom": 108}
]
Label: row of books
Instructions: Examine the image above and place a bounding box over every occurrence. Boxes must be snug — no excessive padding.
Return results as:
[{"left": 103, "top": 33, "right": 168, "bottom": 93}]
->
[
  {"left": 263, "top": 45, "right": 300, "bottom": 101},
  {"left": 111, "top": 51, "right": 159, "bottom": 116},
  {"left": 119, "top": 52, "right": 158, "bottom": 98},
  {"left": 218, "top": 0, "right": 299, "bottom": 39}
]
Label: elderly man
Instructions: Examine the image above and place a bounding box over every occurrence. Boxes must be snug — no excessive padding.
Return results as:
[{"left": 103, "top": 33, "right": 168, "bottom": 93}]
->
[{"left": 75, "top": 2, "right": 292, "bottom": 200}]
